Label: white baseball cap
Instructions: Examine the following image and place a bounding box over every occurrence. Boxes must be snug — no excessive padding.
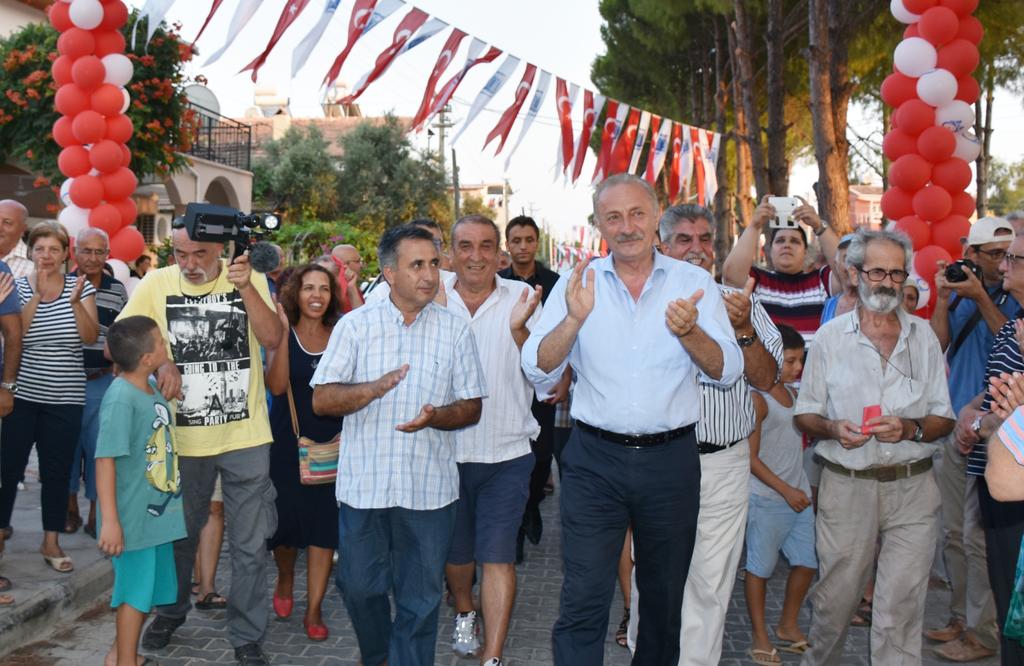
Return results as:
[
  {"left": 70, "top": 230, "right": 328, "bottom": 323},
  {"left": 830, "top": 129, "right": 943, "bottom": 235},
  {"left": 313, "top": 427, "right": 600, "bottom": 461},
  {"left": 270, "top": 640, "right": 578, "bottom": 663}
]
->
[{"left": 964, "top": 216, "right": 1014, "bottom": 246}]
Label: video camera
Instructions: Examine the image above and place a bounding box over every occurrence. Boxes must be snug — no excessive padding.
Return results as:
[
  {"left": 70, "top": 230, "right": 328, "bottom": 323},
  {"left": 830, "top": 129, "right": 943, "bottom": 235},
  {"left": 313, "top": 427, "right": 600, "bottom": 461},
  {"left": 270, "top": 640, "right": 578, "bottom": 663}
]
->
[{"left": 178, "top": 203, "right": 281, "bottom": 273}]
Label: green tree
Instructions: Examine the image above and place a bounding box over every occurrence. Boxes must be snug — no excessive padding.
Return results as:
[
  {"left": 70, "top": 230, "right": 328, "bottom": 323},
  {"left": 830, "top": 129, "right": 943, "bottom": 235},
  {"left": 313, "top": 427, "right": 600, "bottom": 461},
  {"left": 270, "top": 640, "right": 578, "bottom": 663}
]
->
[
  {"left": 458, "top": 194, "right": 496, "bottom": 220},
  {"left": 987, "top": 158, "right": 1024, "bottom": 216},
  {"left": 252, "top": 125, "right": 339, "bottom": 223}
]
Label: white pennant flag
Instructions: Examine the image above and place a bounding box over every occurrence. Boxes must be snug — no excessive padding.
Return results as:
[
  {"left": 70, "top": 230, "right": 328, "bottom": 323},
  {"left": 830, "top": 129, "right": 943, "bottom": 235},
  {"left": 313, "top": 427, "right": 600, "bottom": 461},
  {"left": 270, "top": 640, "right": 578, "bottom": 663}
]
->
[
  {"left": 627, "top": 110, "right": 651, "bottom": 174},
  {"left": 450, "top": 54, "right": 521, "bottom": 146},
  {"left": 703, "top": 131, "right": 722, "bottom": 203},
  {"left": 645, "top": 119, "right": 672, "bottom": 184},
  {"left": 679, "top": 125, "right": 694, "bottom": 200},
  {"left": 292, "top": 0, "right": 343, "bottom": 77},
  {"left": 205, "top": 0, "right": 264, "bottom": 65},
  {"left": 346, "top": 17, "right": 448, "bottom": 100},
  {"left": 553, "top": 83, "right": 580, "bottom": 177},
  {"left": 419, "top": 38, "right": 487, "bottom": 128},
  {"left": 135, "top": 0, "right": 178, "bottom": 48},
  {"left": 504, "top": 70, "right": 551, "bottom": 171}
]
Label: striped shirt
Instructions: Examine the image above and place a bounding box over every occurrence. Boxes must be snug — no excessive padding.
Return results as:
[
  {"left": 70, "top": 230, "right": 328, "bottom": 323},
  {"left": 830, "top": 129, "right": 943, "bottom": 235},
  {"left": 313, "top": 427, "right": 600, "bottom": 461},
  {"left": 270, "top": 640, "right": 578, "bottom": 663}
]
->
[
  {"left": 996, "top": 406, "right": 1024, "bottom": 466},
  {"left": 697, "top": 288, "right": 783, "bottom": 446},
  {"left": 971, "top": 316, "right": 1024, "bottom": 476},
  {"left": 71, "top": 272, "right": 127, "bottom": 372},
  {"left": 750, "top": 265, "right": 832, "bottom": 343},
  {"left": 311, "top": 297, "right": 487, "bottom": 510},
  {"left": 16, "top": 274, "right": 96, "bottom": 405}
]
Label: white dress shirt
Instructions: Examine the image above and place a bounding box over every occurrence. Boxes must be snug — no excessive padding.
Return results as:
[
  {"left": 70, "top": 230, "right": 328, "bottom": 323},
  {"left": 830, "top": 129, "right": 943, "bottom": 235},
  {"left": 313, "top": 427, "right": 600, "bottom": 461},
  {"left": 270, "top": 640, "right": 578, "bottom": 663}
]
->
[{"left": 521, "top": 251, "right": 743, "bottom": 435}]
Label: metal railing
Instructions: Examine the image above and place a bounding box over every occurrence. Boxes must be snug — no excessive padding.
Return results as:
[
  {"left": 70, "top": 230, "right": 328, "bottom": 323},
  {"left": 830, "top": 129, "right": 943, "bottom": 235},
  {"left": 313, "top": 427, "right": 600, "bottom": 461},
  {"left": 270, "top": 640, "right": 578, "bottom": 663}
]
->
[{"left": 185, "top": 102, "right": 252, "bottom": 172}]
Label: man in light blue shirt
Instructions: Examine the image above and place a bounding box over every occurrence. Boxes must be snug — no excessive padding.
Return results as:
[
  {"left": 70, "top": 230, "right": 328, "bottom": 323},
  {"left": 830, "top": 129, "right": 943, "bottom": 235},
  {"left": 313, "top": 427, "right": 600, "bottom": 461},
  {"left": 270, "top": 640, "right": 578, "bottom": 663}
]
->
[{"left": 521, "top": 174, "right": 742, "bottom": 665}]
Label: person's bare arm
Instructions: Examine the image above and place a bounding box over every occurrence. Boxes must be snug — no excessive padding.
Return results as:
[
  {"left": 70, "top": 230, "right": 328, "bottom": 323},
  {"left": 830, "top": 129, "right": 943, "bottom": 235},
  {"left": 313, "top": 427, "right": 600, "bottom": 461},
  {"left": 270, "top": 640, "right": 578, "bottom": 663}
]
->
[
  {"left": 0, "top": 311, "right": 21, "bottom": 383},
  {"left": 794, "top": 413, "right": 871, "bottom": 449},
  {"left": 723, "top": 279, "right": 778, "bottom": 391},
  {"left": 986, "top": 430, "right": 1024, "bottom": 502},
  {"left": 395, "top": 398, "right": 482, "bottom": 432},
  {"left": 930, "top": 267, "right": 953, "bottom": 349},
  {"left": 749, "top": 393, "right": 811, "bottom": 511},
  {"left": 70, "top": 277, "right": 99, "bottom": 343},
  {"left": 312, "top": 365, "right": 408, "bottom": 418},
  {"left": 229, "top": 255, "right": 283, "bottom": 349},
  {"left": 721, "top": 199, "right": 770, "bottom": 288},
  {"left": 95, "top": 457, "right": 123, "bottom": 557},
  {"left": 264, "top": 305, "right": 291, "bottom": 396}
]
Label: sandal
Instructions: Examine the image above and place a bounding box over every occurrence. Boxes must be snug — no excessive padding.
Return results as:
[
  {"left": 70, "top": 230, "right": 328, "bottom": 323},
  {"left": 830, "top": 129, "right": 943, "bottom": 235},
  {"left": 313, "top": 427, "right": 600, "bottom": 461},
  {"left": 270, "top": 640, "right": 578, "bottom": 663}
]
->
[
  {"left": 64, "top": 513, "right": 82, "bottom": 534},
  {"left": 42, "top": 554, "right": 74, "bottom": 573},
  {"left": 194, "top": 591, "right": 227, "bottom": 610},
  {"left": 851, "top": 598, "right": 872, "bottom": 627},
  {"left": 777, "top": 639, "right": 810, "bottom": 654},
  {"left": 615, "top": 607, "right": 630, "bottom": 648},
  {"left": 747, "top": 647, "right": 781, "bottom": 664}
]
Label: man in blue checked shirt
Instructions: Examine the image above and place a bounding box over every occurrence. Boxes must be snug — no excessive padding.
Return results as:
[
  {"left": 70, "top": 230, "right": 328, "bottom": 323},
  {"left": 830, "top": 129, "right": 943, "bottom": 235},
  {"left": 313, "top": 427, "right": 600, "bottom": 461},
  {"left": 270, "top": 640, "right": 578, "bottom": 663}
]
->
[
  {"left": 522, "top": 173, "right": 743, "bottom": 666},
  {"left": 310, "top": 223, "right": 486, "bottom": 666}
]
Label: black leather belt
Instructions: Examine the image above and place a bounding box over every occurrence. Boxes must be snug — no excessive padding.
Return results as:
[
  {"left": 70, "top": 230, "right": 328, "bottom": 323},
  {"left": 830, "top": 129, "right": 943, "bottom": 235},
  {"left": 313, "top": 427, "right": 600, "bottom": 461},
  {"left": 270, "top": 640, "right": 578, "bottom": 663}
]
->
[
  {"left": 576, "top": 421, "right": 695, "bottom": 448},
  {"left": 822, "top": 457, "right": 933, "bottom": 482},
  {"left": 697, "top": 439, "right": 742, "bottom": 455}
]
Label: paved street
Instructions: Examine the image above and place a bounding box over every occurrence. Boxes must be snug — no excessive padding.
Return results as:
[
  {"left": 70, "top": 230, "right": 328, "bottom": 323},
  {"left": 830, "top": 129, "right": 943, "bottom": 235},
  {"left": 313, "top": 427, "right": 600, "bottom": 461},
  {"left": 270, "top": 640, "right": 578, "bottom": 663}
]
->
[{"left": 5, "top": 472, "right": 1000, "bottom": 666}]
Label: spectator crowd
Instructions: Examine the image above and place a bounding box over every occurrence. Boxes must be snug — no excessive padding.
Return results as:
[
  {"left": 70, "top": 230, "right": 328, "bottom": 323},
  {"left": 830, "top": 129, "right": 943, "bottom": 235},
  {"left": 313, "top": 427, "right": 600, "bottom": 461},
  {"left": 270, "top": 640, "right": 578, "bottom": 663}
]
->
[{"left": 2, "top": 175, "right": 1024, "bottom": 666}]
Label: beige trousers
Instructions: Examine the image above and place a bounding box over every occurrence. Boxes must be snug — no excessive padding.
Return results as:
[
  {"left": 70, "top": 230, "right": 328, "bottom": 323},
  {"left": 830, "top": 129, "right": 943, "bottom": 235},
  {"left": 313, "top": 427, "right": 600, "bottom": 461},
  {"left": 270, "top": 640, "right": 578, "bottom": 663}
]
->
[{"left": 803, "top": 464, "right": 941, "bottom": 666}]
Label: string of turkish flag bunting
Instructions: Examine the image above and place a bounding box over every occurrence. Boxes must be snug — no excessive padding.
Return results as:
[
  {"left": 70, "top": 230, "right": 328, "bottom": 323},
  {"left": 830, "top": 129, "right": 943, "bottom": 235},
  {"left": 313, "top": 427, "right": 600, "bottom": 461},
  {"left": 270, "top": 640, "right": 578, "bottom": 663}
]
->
[{"left": 143, "top": 0, "right": 723, "bottom": 202}]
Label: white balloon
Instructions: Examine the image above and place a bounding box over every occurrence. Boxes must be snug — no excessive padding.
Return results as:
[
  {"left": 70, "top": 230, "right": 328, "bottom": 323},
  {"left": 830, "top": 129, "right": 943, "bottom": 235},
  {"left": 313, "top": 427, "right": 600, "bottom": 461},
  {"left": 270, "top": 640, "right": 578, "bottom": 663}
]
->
[
  {"left": 68, "top": 0, "right": 103, "bottom": 30},
  {"left": 894, "top": 38, "right": 938, "bottom": 78},
  {"left": 58, "top": 205, "right": 89, "bottom": 238},
  {"left": 120, "top": 88, "right": 130, "bottom": 114},
  {"left": 101, "top": 54, "right": 133, "bottom": 87},
  {"left": 953, "top": 131, "right": 982, "bottom": 162},
  {"left": 59, "top": 179, "right": 74, "bottom": 207},
  {"left": 108, "top": 258, "right": 130, "bottom": 284},
  {"left": 890, "top": 0, "right": 921, "bottom": 24},
  {"left": 125, "top": 276, "right": 142, "bottom": 296},
  {"left": 935, "top": 101, "right": 976, "bottom": 134},
  {"left": 917, "top": 69, "right": 958, "bottom": 107}
]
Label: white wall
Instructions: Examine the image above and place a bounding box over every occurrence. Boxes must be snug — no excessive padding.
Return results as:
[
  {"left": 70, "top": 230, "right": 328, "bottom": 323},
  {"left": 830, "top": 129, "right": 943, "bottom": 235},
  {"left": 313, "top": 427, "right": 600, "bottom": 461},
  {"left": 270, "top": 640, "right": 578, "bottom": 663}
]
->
[{"left": 0, "top": 0, "right": 44, "bottom": 38}]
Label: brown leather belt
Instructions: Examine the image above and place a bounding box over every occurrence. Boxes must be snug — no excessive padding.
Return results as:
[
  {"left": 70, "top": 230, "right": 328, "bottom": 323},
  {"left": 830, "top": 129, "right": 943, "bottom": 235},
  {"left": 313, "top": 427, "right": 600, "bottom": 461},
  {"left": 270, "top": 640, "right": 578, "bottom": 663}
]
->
[
  {"left": 85, "top": 367, "right": 113, "bottom": 381},
  {"left": 822, "top": 456, "right": 933, "bottom": 483}
]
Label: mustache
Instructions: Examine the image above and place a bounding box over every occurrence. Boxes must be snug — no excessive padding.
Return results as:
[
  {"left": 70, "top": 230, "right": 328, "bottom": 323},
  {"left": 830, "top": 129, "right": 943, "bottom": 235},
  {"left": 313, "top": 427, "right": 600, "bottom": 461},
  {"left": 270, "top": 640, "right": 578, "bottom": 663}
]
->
[
  {"left": 614, "top": 232, "right": 645, "bottom": 243},
  {"left": 873, "top": 286, "right": 899, "bottom": 298}
]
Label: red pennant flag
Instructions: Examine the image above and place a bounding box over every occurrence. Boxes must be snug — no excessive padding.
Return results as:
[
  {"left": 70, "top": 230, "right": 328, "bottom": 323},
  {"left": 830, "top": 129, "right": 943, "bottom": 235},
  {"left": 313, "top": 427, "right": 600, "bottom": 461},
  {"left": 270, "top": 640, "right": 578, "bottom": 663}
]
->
[
  {"left": 240, "top": 0, "right": 311, "bottom": 83},
  {"left": 484, "top": 63, "right": 537, "bottom": 154},
  {"left": 192, "top": 0, "right": 225, "bottom": 46},
  {"left": 570, "top": 91, "right": 599, "bottom": 184},
  {"left": 422, "top": 43, "right": 502, "bottom": 130},
  {"left": 667, "top": 123, "right": 683, "bottom": 201},
  {"left": 608, "top": 107, "right": 640, "bottom": 176},
  {"left": 410, "top": 28, "right": 467, "bottom": 131},
  {"left": 323, "top": 0, "right": 379, "bottom": 87},
  {"left": 554, "top": 78, "right": 575, "bottom": 174},
  {"left": 640, "top": 115, "right": 661, "bottom": 179},
  {"left": 592, "top": 100, "right": 621, "bottom": 183},
  {"left": 692, "top": 126, "right": 706, "bottom": 206},
  {"left": 339, "top": 8, "right": 430, "bottom": 104}
]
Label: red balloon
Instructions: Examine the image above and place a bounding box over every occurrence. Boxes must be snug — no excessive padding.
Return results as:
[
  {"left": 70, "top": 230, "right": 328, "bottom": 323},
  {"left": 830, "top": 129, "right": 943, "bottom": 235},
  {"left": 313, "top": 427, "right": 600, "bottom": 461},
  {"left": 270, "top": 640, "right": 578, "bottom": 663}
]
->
[
  {"left": 58, "top": 146, "right": 91, "bottom": 178},
  {"left": 105, "top": 114, "right": 133, "bottom": 143},
  {"left": 51, "top": 55, "right": 73, "bottom": 86},
  {"left": 101, "top": 168, "right": 137, "bottom": 201},
  {"left": 894, "top": 99, "right": 936, "bottom": 137},
  {"left": 109, "top": 198, "right": 137, "bottom": 228},
  {"left": 71, "top": 110, "right": 107, "bottom": 144},
  {"left": 57, "top": 29, "right": 95, "bottom": 59},
  {"left": 120, "top": 144, "right": 132, "bottom": 167},
  {"left": 932, "top": 215, "right": 972, "bottom": 258},
  {"left": 932, "top": 157, "right": 973, "bottom": 192},
  {"left": 937, "top": 39, "right": 980, "bottom": 78},
  {"left": 54, "top": 84, "right": 89, "bottom": 116},
  {"left": 89, "top": 203, "right": 122, "bottom": 237},
  {"left": 71, "top": 56, "right": 105, "bottom": 91},
  {"left": 889, "top": 154, "right": 933, "bottom": 192},
  {"left": 91, "top": 84, "right": 123, "bottom": 117},
  {"left": 99, "top": 1, "right": 129, "bottom": 31},
  {"left": 957, "top": 16, "right": 984, "bottom": 44},
  {"left": 893, "top": 215, "right": 932, "bottom": 250},
  {"left": 883, "top": 129, "right": 919, "bottom": 161},
  {"left": 109, "top": 226, "right": 145, "bottom": 262},
  {"left": 904, "top": 24, "right": 920, "bottom": 39},
  {"left": 881, "top": 73, "right": 918, "bottom": 108},
  {"left": 917, "top": 125, "right": 957, "bottom": 162},
  {"left": 956, "top": 75, "right": 980, "bottom": 104},
  {"left": 913, "top": 185, "right": 953, "bottom": 222},
  {"left": 951, "top": 190, "right": 975, "bottom": 217},
  {"left": 938, "top": 0, "right": 979, "bottom": 17},
  {"left": 48, "top": 1, "right": 72, "bottom": 32},
  {"left": 52, "top": 116, "right": 77, "bottom": 148},
  {"left": 93, "top": 31, "right": 126, "bottom": 58},
  {"left": 881, "top": 187, "right": 915, "bottom": 221},
  {"left": 89, "top": 140, "right": 122, "bottom": 174},
  {"left": 919, "top": 6, "right": 959, "bottom": 46},
  {"left": 70, "top": 175, "right": 104, "bottom": 209},
  {"left": 914, "top": 244, "right": 954, "bottom": 282},
  {"left": 905, "top": 0, "right": 938, "bottom": 12}
]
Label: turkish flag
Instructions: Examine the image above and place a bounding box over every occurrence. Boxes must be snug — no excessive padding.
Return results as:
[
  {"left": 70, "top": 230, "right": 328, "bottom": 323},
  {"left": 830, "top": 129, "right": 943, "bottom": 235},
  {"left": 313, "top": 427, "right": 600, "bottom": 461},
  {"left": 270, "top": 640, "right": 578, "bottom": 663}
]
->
[
  {"left": 667, "top": 123, "right": 683, "bottom": 201},
  {"left": 569, "top": 90, "right": 600, "bottom": 184},
  {"left": 339, "top": 8, "right": 431, "bottom": 104},
  {"left": 692, "top": 126, "right": 706, "bottom": 206},
  {"left": 484, "top": 63, "right": 537, "bottom": 154},
  {"left": 192, "top": 0, "right": 225, "bottom": 46},
  {"left": 410, "top": 29, "right": 468, "bottom": 131},
  {"left": 640, "top": 115, "right": 661, "bottom": 178},
  {"left": 554, "top": 78, "right": 575, "bottom": 173},
  {"left": 422, "top": 42, "right": 502, "bottom": 130},
  {"left": 323, "top": 0, "right": 379, "bottom": 87},
  {"left": 592, "top": 100, "right": 621, "bottom": 183},
  {"left": 608, "top": 107, "right": 641, "bottom": 176},
  {"left": 240, "top": 0, "right": 311, "bottom": 83}
]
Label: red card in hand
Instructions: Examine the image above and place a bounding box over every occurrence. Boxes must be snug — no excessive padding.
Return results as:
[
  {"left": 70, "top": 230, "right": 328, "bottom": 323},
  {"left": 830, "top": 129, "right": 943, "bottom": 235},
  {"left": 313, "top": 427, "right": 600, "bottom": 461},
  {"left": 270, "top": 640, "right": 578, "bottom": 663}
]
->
[{"left": 862, "top": 405, "right": 881, "bottom": 434}]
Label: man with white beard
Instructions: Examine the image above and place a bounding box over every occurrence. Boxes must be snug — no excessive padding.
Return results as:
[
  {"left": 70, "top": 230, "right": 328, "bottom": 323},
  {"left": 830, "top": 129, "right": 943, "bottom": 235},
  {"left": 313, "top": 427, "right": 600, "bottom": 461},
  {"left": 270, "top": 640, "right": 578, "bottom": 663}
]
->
[{"left": 794, "top": 229, "right": 955, "bottom": 664}]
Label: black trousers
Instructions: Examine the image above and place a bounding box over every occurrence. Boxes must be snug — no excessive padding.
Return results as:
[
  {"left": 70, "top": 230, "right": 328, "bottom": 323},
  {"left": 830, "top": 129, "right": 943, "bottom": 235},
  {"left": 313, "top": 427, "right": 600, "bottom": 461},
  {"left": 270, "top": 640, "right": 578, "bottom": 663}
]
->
[
  {"left": 0, "top": 398, "right": 83, "bottom": 532},
  {"left": 552, "top": 425, "right": 700, "bottom": 666},
  {"left": 978, "top": 476, "right": 1024, "bottom": 666},
  {"left": 526, "top": 398, "right": 556, "bottom": 513}
]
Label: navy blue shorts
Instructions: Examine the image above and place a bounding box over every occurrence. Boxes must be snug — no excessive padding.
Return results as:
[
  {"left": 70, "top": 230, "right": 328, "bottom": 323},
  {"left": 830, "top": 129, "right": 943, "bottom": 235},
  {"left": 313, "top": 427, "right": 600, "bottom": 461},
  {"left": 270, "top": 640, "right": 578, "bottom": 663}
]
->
[{"left": 448, "top": 452, "right": 534, "bottom": 565}]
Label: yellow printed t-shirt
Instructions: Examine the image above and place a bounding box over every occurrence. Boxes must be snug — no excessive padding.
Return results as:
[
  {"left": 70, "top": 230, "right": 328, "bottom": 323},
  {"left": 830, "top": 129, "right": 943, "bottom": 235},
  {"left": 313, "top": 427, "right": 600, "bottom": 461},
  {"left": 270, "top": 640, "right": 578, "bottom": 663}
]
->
[{"left": 118, "top": 261, "right": 273, "bottom": 457}]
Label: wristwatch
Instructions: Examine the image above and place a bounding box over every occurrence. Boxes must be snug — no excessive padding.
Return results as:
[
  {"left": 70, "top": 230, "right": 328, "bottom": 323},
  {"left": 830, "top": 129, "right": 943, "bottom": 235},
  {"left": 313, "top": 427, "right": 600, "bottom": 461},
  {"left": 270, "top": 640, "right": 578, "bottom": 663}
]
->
[
  {"left": 1, "top": 382, "right": 17, "bottom": 394},
  {"left": 911, "top": 418, "right": 925, "bottom": 442},
  {"left": 736, "top": 332, "right": 758, "bottom": 348},
  {"left": 814, "top": 223, "right": 829, "bottom": 237},
  {"left": 971, "top": 414, "right": 984, "bottom": 437}
]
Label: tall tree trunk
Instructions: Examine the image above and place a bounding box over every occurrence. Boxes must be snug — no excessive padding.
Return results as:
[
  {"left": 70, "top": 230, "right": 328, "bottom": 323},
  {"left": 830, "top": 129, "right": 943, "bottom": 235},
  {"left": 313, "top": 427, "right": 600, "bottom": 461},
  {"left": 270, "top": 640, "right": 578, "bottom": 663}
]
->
[
  {"left": 732, "top": 0, "right": 769, "bottom": 198},
  {"left": 975, "top": 78, "right": 995, "bottom": 216},
  {"left": 765, "top": 0, "right": 789, "bottom": 195},
  {"left": 713, "top": 15, "right": 735, "bottom": 275},
  {"left": 881, "top": 103, "right": 890, "bottom": 191},
  {"left": 827, "top": 0, "right": 852, "bottom": 232},
  {"left": 807, "top": 0, "right": 850, "bottom": 234},
  {"left": 729, "top": 22, "right": 754, "bottom": 228}
]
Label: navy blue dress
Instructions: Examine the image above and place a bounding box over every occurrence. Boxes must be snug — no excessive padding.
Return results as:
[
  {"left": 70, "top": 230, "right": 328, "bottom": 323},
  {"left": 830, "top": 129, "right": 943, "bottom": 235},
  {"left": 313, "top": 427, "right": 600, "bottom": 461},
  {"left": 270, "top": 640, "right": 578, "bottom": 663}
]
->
[{"left": 267, "top": 328, "right": 340, "bottom": 550}]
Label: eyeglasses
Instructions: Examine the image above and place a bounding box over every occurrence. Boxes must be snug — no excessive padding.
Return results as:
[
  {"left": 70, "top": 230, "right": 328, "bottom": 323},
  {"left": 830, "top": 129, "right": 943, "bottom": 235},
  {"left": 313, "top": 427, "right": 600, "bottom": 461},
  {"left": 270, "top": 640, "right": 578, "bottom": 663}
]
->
[
  {"left": 858, "top": 267, "right": 909, "bottom": 283},
  {"left": 76, "top": 249, "right": 109, "bottom": 257},
  {"left": 976, "top": 248, "right": 1008, "bottom": 260},
  {"left": 1003, "top": 252, "right": 1024, "bottom": 267}
]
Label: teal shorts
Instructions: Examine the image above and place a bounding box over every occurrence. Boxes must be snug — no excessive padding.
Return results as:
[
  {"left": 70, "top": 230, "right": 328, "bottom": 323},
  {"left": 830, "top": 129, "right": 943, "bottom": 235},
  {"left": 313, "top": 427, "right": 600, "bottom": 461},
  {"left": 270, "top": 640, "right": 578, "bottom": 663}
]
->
[{"left": 111, "top": 542, "right": 178, "bottom": 613}]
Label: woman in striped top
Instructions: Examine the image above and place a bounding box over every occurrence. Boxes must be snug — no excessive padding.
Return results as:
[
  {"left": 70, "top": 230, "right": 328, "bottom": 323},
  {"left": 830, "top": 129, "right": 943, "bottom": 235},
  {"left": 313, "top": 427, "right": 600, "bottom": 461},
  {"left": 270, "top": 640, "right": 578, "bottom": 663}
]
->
[{"left": 0, "top": 222, "right": 97, "bottom": 574}]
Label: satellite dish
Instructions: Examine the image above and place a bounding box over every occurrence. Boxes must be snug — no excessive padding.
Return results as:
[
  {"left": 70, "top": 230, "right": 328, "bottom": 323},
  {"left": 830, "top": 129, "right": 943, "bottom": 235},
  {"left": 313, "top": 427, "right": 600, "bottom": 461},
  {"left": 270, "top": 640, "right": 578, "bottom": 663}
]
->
[{"left": 184, "top": 84, "right": 220, "bottom": 115}]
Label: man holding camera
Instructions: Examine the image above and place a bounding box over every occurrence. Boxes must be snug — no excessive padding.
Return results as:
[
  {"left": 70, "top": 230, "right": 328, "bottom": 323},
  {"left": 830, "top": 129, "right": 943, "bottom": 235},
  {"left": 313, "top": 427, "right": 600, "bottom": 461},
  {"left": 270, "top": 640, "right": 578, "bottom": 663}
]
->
[
  {"left": 122, "top": 223, "right": 282, "bottom": 666},
  {"left": 927, "top": 217, "right": 1014, "bottom": 660}
]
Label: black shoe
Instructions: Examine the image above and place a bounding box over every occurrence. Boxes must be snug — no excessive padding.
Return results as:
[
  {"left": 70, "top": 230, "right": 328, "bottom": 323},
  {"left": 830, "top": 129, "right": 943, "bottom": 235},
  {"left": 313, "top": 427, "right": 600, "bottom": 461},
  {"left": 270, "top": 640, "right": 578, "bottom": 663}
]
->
[
  {"left": 524, "top": 506, "right": 542, "bottom": 545},
  {"left": 141, "top": 615, "right": 185, "bottom": 650},
  {"left": 515, "top": 527, "right": 525, "bottom": 564},
  {"left": 234, "top": 643, "right": 269, "bottom": 666}
]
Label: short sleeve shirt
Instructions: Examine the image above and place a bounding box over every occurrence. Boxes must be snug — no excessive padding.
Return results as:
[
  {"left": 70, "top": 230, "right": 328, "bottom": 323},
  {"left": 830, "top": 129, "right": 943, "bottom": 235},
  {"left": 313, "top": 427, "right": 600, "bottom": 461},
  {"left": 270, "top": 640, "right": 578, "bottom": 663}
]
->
[
  {"left": 71, "top": 272, "right": 128, "bottom": 372},
  {"left": 971, "top": 316, "right": 1024, "bottom": 476}
]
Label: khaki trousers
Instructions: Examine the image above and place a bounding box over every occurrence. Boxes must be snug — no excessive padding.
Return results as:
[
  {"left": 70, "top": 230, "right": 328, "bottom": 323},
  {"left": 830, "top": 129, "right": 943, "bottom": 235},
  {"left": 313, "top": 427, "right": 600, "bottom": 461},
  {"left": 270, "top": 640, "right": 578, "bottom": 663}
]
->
[{"left": 803, "top": 464, "right": 941, "bottom": 666}]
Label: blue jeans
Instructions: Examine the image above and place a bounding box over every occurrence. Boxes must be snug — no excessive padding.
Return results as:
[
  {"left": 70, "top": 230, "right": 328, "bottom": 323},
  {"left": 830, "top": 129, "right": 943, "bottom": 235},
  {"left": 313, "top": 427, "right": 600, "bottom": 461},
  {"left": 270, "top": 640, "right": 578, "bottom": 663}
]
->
[
  {"left": 337, "top": 503, "right": 456, "bottom": 666},
  {"left": 69, "top": 372, "right": 113, "bottom": 500}
]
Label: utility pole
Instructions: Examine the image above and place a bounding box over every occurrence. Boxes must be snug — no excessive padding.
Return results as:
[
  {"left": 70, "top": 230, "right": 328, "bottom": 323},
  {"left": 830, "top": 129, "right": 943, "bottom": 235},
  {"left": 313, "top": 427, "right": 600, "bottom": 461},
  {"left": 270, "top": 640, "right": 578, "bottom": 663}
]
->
[
  {"left": 432, "top": 104, "right": 454, "bottom": 172},
  {"left": 452, "top": 148, "right": 461, "bottom": 220}
]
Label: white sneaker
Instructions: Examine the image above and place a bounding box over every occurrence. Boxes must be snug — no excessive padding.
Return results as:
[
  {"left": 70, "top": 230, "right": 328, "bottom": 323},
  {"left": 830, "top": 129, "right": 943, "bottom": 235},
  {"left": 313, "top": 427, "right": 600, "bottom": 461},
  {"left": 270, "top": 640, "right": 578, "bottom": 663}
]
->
[
  {"left": 483, "top": 659, "right": 502, "bottom": 666},
  {"left": 452, "top": 611, "right": 481, "bottom": 657}
]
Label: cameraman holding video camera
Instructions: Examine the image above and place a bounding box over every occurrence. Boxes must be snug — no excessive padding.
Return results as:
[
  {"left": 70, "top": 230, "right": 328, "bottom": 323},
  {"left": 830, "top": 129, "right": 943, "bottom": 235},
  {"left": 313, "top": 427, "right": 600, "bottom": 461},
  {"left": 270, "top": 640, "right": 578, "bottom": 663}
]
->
[{"left": 119, "top": 208, "right": 283, "bottom": 666}]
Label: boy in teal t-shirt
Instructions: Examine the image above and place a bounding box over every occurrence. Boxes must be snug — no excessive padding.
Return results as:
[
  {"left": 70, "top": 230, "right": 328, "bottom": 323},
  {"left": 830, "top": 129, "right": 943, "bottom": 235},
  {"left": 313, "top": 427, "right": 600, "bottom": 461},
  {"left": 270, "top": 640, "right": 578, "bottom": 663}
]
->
[{"left": 96, "top": 315, "right": 185, "bottom": 666}]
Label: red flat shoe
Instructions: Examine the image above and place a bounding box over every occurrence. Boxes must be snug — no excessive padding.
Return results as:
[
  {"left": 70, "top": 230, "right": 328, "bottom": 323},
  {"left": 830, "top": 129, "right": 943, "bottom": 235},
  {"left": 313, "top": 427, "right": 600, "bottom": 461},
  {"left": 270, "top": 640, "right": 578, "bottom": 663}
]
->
[
  {"left": 272, "top": 593, "right": 293, "bottom": 619},
  {"left": 304, "top": 619, "right": 328, "bottom": 641}
]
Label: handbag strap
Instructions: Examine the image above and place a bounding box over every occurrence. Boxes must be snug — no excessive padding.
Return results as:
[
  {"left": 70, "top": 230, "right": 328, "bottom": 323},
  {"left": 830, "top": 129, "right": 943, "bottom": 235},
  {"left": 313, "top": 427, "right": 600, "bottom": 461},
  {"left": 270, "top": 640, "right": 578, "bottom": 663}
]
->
[{"left": 285, "top": 382, "right": 301, "bottom": 440}]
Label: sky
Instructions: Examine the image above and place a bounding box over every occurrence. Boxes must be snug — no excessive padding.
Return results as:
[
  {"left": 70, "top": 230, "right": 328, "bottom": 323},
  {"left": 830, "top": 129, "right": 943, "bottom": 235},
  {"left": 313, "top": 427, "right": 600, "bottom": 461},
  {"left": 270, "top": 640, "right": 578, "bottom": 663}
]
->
[{"left": 128, "top": 0, "right": 1024, "bottom": 238}]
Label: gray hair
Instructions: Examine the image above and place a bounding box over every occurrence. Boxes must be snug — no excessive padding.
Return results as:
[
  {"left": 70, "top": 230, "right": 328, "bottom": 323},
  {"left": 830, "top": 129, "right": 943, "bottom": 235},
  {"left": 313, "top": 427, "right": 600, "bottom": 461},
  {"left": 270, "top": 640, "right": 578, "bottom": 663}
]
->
[
  {"left": 451, "top": 214, "right": 500, "bottom": 246},
  {"left": 592, "top": 174, "right": 659, "bottom": 218},
  {"left": 845, "top": 228, "right": 913, "bottom": 271},
  {"left": 76, "top": 226, "right": 109, "bottom": 247},
  {"left": 658, "top": 203, "right": 714, "bottom": 243},
  {"left": 377, "top": 223, "right": 437, "bottom": 270}
]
